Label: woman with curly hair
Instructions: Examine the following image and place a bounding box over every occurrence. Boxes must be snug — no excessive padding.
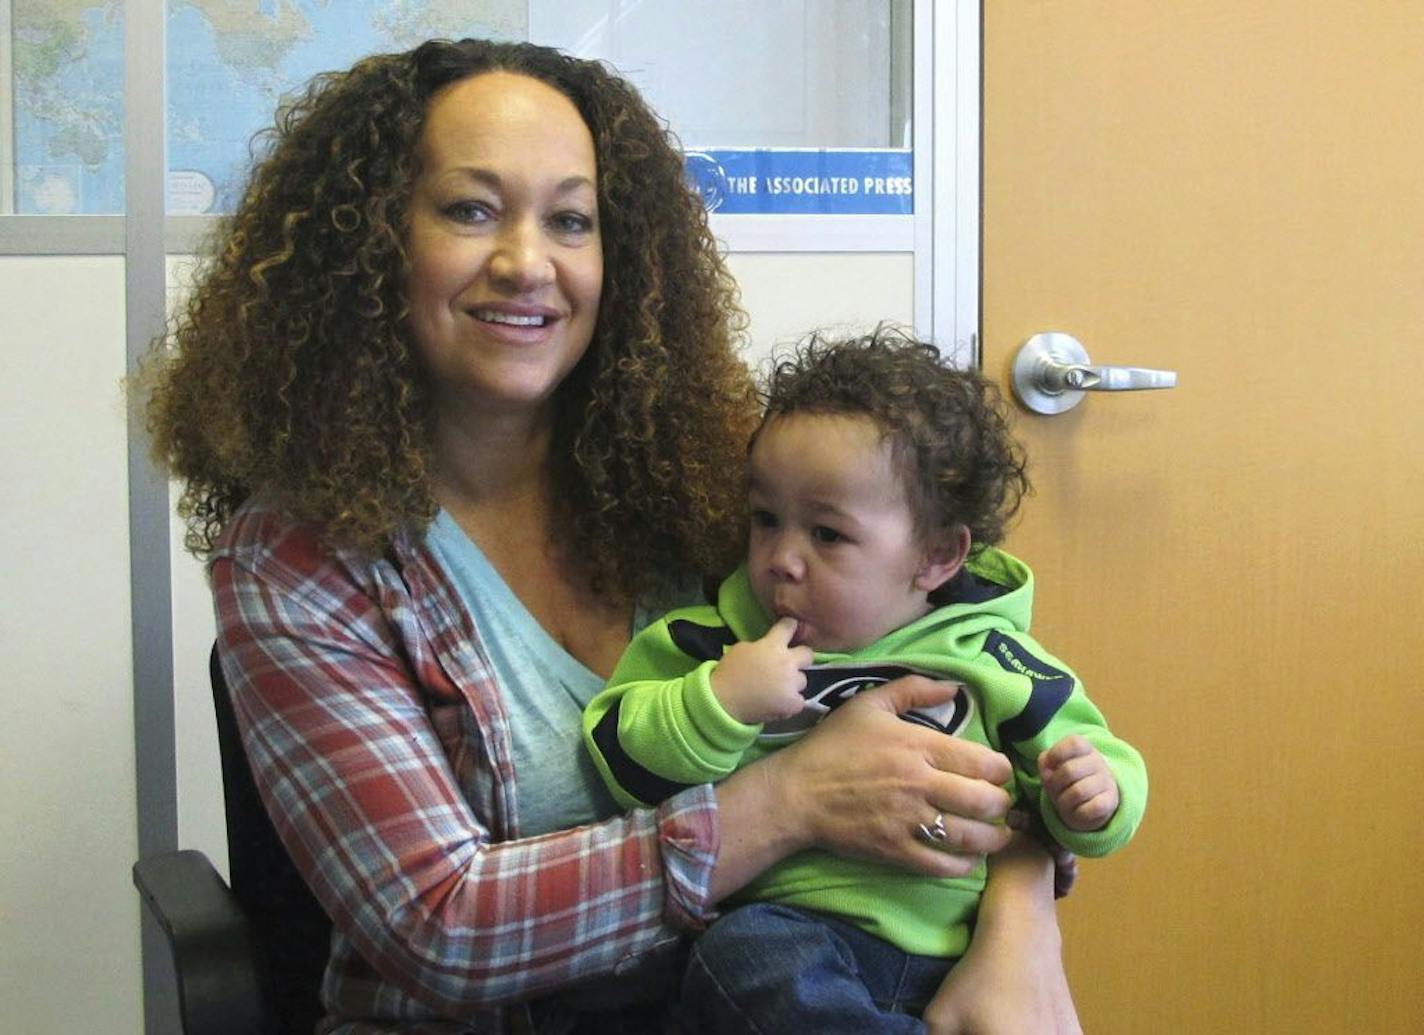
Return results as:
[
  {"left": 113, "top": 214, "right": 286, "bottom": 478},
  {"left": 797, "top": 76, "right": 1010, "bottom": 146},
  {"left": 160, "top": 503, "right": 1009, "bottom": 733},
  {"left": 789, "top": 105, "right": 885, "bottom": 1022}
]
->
[{"left": 147, "top": 38, "right": 1078, "bottom": 1033}]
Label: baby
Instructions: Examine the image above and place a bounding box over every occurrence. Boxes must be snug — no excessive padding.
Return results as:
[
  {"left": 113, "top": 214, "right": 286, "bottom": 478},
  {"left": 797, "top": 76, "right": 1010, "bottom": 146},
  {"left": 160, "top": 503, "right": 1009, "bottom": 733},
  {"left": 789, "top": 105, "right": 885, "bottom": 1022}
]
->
[{"left": 584, "top": 328, "right": 1147, "bottom": 1031}]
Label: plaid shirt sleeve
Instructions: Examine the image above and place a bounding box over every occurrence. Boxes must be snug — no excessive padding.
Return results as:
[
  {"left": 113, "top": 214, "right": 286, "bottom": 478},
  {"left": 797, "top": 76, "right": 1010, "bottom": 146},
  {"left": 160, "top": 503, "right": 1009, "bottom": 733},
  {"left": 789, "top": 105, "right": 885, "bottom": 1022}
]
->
[{"left": 210, "top": 505, "right": 719, "bottom": 1022}]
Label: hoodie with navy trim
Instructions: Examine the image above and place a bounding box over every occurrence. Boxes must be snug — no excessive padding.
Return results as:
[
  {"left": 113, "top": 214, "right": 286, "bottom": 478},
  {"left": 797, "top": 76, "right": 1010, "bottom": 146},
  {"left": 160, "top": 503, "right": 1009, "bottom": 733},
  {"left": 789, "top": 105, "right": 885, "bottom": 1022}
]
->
[{"left": 582, "top": 547, "right": 1147, "bottom": 958}]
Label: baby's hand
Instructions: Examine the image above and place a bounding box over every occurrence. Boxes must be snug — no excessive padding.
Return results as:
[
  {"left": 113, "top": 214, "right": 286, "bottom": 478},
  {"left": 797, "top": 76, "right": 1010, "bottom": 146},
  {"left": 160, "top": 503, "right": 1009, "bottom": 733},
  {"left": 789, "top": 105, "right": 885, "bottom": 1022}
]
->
[
  {"left": 1039, "top": 735, "right": 1119, "bottom": 832},
  {"left": 710, "top": 616, "right": 814, "bottom": 724}
]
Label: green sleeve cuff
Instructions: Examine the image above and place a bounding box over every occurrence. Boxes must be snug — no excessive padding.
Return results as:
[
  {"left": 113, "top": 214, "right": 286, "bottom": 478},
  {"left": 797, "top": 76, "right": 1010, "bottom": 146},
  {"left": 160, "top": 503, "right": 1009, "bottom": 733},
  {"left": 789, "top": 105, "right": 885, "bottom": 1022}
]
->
[{"left": 679, "top": 660, "right": 761, "bottom": 766}]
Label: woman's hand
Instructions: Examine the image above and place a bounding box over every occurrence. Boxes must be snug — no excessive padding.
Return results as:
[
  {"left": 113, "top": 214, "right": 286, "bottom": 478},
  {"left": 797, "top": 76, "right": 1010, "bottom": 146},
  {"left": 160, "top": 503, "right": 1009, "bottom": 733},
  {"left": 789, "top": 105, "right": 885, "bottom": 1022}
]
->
[
  {"left": 784, "top": 675, "right": 1014, "bottom": 874},
  {"left": 922, "top": 832, "right": 1083, "bottom": 1035},
  {"left": 711, "top": 676, "right": 1014, "bottom": 899}
]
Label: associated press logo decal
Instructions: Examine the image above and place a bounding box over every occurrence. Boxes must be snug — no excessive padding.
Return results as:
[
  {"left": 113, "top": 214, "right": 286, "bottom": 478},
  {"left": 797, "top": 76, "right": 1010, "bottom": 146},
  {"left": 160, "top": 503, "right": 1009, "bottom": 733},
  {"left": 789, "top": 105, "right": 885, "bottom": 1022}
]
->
[
  {"left": 684, "top": 152, "right": 729, "bottom": 211},
  {"left": 682, "top": 148, "right": 914, "bottom": 215}
]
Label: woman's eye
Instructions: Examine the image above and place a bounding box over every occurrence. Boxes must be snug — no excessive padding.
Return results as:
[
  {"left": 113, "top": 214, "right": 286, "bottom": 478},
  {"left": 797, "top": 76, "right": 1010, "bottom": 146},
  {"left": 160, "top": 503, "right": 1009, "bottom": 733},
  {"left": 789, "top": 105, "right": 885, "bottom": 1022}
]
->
[
  {"left": 443, "top": 200, "right": 493, "bottom": 224},
  {"left": 811, "top": 526, "right": 845, "bottom": 544},
  {"left": 551, "top": 211, "right": 595, "bottom": 235}
]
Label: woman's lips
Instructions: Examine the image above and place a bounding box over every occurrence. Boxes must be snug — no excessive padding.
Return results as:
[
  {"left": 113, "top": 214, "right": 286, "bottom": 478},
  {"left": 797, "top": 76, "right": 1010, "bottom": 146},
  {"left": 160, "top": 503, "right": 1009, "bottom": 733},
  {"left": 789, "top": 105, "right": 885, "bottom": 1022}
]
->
[
  {"left": 472, "top": 305, "right": 559, "bottom": 327},
  {"left": 466, "top": 303, "right": 562, "bottom": 342}
]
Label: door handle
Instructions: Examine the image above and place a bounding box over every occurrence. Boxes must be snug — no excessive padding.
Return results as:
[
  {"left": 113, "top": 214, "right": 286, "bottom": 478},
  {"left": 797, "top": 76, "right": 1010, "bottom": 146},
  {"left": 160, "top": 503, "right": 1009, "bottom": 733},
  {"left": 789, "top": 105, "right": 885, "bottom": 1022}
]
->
[{"left": 1011, "top": 332, "right": 1178, "bottom": 415}]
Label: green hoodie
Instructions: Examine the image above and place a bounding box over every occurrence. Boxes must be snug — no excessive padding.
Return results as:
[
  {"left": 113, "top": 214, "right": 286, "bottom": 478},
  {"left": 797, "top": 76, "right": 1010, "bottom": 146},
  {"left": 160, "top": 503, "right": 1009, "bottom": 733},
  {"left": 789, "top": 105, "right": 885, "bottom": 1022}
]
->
[{"left": 583, "top": 548, "right": 1147, "bottom": 958}]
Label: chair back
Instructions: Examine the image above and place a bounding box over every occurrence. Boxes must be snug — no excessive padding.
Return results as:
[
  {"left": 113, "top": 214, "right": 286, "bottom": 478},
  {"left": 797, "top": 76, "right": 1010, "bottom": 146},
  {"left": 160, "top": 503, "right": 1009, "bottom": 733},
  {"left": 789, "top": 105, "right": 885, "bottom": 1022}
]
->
[{"left": 211, "top": 646, "right": 333, "bottom": 1035}]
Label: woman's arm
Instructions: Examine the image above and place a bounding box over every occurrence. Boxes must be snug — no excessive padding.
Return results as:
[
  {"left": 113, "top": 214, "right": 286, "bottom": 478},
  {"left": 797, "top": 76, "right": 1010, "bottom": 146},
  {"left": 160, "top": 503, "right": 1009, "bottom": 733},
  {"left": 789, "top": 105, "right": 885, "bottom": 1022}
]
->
[
  {"left": 923, "top": 832, "right": 1083, "bottom": 1035},
  {"left": 212, "top": 511, "right": 722, "bottom": 1014}
]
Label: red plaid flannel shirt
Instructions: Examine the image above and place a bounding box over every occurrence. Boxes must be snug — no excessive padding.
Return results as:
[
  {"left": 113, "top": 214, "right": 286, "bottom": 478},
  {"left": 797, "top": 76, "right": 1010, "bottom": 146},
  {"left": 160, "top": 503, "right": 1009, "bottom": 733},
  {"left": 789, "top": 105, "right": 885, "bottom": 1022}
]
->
[{"left": 211, "top": 501, "right": 719, "bottom": 1033}]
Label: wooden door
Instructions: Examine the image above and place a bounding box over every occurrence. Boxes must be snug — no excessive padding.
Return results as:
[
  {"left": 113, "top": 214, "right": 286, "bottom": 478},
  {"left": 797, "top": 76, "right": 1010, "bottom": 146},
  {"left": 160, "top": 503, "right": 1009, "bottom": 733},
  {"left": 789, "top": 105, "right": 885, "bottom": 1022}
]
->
[{"left": 982, "top": 4, "right": 1424, "bottom": 1032}]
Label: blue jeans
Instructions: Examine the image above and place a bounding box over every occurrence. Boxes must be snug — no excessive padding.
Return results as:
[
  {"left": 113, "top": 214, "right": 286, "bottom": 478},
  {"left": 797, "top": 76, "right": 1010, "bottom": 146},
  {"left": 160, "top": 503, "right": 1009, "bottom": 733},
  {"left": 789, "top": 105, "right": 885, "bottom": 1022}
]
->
[{"left": 680, "top": 903, "right": 952, "bottom": 1034}]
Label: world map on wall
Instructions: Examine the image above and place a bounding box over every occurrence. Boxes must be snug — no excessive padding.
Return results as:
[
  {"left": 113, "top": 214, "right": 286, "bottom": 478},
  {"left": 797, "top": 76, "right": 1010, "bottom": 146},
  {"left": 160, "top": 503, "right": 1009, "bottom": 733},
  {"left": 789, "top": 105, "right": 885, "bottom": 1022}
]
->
[{"left": 13, "top": 0, "right": 525, "bottom": 214}]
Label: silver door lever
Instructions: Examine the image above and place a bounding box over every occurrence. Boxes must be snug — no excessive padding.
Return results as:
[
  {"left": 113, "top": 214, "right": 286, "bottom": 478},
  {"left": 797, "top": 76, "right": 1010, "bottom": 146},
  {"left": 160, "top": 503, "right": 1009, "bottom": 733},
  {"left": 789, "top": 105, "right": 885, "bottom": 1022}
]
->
[{"left": 1012, "top": 332, "right": 1177, "bottom": 414}]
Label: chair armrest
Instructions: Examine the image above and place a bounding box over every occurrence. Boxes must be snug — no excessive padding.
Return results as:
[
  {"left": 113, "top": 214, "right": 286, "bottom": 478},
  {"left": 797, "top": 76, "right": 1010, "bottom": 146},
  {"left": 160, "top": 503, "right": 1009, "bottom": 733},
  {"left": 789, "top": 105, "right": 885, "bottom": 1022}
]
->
[{"left": 133, "top": 850, "right": 273, "bottom": 1035}]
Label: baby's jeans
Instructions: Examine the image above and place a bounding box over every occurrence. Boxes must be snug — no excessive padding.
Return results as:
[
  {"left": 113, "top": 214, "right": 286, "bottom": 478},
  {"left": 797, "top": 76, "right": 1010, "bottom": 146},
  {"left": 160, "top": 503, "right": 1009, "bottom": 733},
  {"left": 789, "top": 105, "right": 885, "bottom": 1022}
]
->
[{"left": 680, "top": 902, "right": 952, "bottom": 1034}]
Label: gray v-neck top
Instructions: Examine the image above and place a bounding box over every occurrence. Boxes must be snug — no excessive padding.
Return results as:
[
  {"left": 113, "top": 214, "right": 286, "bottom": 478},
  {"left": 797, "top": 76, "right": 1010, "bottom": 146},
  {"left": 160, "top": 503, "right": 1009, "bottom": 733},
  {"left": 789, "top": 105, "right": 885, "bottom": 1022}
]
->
[{"left": 425, "top": 509, "right": 693, "bottom": 836}]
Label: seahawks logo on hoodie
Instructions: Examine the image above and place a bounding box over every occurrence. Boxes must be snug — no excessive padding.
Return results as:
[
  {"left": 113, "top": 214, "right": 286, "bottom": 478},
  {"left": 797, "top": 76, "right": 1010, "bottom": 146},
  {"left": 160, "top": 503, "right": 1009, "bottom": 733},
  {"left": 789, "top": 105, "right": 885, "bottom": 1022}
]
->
[
  {"left": 759, "top": 662, "right": 973, "bottom": 742},
  {"left": 592, "top": 619, "right": 980, "bottom": 806},
  {"left": 667, "top": 618, "right": 973, "bottom": 743}
]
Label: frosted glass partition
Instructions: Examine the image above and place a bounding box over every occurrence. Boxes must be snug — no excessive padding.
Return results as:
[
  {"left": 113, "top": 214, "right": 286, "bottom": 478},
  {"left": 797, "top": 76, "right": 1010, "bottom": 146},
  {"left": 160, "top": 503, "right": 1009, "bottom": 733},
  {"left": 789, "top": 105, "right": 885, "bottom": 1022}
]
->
[
  {"left": 533, "top": 1, "right": 913, "bottom": 219},
  {"left": 532, "top": 0, "right": 910, "bottom": 149}
]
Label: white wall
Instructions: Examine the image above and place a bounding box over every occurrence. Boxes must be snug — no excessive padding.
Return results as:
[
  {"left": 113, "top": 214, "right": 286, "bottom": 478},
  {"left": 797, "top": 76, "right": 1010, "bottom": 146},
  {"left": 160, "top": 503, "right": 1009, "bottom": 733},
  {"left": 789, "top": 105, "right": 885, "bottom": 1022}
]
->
[
  {"left": 0, "top": 255, "right": 142, "bottom": 1032},
  {"left": 730, "top": 251, "right": 914, "bottom": 366},
  {"left": 171, "top": 487, "right": 225, "bottom": 874},
  {"left": 167, "top": 256, "right": 228, "bottom": 878}
]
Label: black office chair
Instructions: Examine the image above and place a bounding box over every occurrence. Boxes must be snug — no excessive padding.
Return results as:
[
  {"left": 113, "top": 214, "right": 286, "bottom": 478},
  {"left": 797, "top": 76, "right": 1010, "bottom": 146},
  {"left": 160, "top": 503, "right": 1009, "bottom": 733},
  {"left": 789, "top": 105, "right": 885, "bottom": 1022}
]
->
[{"left": 132, "top": 647, "right": 332, "bottom": 1035}]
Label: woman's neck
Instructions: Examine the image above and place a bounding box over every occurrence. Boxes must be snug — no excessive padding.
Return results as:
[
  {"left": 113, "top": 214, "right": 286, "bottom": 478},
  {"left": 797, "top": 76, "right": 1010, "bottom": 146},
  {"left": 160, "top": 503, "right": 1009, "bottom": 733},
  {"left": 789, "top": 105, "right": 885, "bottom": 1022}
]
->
[
  {"left": 432, "top": 406, "right": 554, "bottom": 514},
  {"left": 430, "top": 410, "right": 634, "bottom": 678},
  {"left": 430, "top": 407, "right": 571, "bottom": 594}
]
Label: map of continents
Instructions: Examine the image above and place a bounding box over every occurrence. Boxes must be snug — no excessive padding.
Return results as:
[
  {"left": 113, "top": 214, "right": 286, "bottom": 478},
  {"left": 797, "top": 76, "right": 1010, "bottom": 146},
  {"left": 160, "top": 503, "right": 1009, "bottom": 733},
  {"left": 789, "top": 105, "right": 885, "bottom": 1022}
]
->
[{"left": 13, "top": 0, "right": 525, "bottom": 214}]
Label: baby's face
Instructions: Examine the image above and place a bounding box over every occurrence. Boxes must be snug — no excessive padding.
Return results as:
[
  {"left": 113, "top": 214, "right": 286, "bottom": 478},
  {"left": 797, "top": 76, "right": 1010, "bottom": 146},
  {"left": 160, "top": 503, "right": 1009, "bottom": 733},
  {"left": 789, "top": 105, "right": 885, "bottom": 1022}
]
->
[{"left": 745, "top": 413, "right": 937, "bottom": 653}]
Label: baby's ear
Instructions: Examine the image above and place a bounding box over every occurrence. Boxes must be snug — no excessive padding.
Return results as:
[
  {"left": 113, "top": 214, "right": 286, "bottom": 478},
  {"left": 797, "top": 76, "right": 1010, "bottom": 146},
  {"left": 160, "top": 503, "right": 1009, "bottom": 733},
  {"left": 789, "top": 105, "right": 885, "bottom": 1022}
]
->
[{"left": 914, "top": 525, "right": 972, "bottom": 592}]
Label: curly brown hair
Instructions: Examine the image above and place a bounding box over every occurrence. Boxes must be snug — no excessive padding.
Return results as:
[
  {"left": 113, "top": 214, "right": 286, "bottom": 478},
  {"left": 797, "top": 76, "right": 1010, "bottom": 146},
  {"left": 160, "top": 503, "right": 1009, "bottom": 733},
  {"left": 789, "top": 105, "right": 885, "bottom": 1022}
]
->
[
  {"left": 756, "top": 327, "right": 1030, "bottom": 550},
  {"left": 145, "top": 38, "right": 759, "bottom": 598}
]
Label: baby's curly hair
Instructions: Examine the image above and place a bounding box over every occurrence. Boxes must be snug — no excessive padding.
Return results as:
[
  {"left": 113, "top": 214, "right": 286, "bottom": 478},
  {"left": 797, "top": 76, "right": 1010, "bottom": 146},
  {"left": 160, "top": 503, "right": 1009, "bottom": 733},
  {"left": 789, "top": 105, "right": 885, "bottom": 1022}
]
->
[
  {"left": 145, "top": 38, "right": 758, "bottom": 598},
  {"left": 757, "top": 327, "right": 1030, "bottom": 550}
]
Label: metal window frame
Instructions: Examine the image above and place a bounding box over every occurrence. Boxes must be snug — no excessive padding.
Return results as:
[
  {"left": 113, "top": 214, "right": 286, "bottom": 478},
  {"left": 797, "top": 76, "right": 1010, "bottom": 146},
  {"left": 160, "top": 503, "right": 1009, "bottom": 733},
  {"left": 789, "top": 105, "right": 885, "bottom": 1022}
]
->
[
  {"left": 121, "top": 3, "right": 184, "bottom": 1032},
  {"left": 1, "top": 0, "right": 12, "bottom": 216},
  {"left": 912, "top": 0, "right": 983, "bottom": 366}
]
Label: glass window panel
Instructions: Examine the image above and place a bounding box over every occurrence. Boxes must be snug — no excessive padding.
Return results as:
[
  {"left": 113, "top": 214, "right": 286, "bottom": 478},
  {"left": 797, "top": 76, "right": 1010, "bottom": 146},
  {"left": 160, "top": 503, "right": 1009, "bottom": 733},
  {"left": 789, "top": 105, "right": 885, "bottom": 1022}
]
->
[
  {"left": 531, "top": 0, "right": 913, "bottom": 215},
  {"left": 532, "top": 0, "right": 908, "bottom": 148},
  {"left": 7, "top": 1, "right": 911, "bottom": 219},
  {"left": 164, "top": 1, "right": 526, "bottom": 214},
  {"left": 12, "top": 0, "right": 125, "bottom": 214}
]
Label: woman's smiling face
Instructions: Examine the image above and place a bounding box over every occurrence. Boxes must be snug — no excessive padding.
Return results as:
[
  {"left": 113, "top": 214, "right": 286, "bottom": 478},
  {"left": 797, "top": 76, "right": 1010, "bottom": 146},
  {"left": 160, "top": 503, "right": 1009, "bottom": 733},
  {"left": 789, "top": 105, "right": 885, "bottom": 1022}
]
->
[{"left": 404, "top": 71, "right": 603, "bottom": 427}]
